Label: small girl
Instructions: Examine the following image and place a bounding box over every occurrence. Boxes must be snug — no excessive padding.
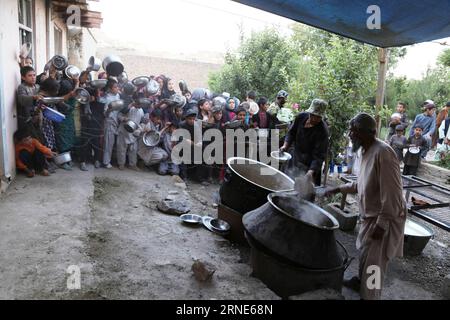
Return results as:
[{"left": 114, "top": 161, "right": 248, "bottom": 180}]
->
[{"left": 98, "top": 79, "right": 121, "bottom": 168}]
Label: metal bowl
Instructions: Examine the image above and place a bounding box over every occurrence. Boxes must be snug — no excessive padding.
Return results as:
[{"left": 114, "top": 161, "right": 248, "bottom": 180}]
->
[
  {"left": 210, "top": 218, "right": 231, "bottom": 234},
  {"left": 132, "top": 76, "right": 151, "bottom": 88},
  {"left": 74, "top": 88, "right": 90, "bottom": 104},
  {"left": 224, "top": 120, "right": 242, "bottom": 129},
  {"left": 90, "top": 79, "right": 108, "bottom": 89},
  {"left": 65, "top": 65, "right": 81, "bottom": 79},
  {"left": 409, "top": 147, "right": 420, "bottom": 155},
  {"left": 109, "top": 99, "right": 125, "bottom": 111},
  {"left": 54, "top": 152, "right": 72, "bottom": 165},
  {"left": 42, "top": 97, "right": 65, "bottom": 104},
  {"left": 137, "top": 98, "right": 153, "bottom": 106},
  {"left": 87, "top": 56, "right": 102, "bottom": 72},
  {"left": 145, "top": 79, "right": 159, "bottom": 95},
  {"left": 271, "top": 151, "right": 292, "bottom": 163},
  {"left": 124, "top": 120, "right": 139, "bottom": 133},
  {"left": 180, "top": 214, "right": 203, "bottom": 225},
  {"left": 143, "top": 131, "right": 160, "bottom": 147},
  {"left": 51, "top": 55, "right": 68, "bottom": 70},
  {"left": 102, "top": 55, "right": 124, "bottom": 77}
]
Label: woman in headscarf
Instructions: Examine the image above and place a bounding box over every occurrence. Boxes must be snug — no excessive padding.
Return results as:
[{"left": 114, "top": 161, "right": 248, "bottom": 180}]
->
[
  {"left": 54, "top": 79, "right": 77, "bottom": 170},
  {"left": 161, "top": 77, "right": 176, "bottom": 100},
  {"left": 224, "top": 97, "right": 240, "bottom": 122}
]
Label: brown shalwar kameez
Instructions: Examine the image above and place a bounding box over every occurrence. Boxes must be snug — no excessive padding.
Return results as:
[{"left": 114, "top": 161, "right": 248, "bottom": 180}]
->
[{"left": 341, "top": 139, "right": 406, "bottom": 300}]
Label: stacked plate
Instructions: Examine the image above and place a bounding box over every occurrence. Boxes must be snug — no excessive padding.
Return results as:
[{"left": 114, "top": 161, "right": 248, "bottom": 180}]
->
[{"left": 179, "top": 214, "right": 231, "bottom": 236}]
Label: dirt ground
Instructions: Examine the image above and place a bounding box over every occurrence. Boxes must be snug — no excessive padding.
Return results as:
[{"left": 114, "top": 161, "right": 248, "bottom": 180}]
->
[{"left": 0, "top": 166, "right": 448, "bottom": 300}]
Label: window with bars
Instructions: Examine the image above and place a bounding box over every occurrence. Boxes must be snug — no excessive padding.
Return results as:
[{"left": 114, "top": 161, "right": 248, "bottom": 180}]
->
[{"left": 18, "top": 0, "right": 34, "bottom": 59}]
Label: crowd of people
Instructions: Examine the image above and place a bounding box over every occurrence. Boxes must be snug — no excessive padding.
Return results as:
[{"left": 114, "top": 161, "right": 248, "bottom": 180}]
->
[
  {"left": 386, "top": 100, "right": 450, "bottom": 176},
  {"left": 15, "top": 55, "right": 305, "bottom": 182}
]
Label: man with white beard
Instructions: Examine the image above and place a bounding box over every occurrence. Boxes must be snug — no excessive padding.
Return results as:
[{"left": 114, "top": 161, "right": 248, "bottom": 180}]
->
[{"left": 325, "top": 113, "right": 406, "bottom": 300}]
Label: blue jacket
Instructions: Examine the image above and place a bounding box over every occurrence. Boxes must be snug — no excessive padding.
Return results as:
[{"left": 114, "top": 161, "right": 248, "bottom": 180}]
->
[{"left": 409, "top": 113, "right": 436, "bottom": 137}]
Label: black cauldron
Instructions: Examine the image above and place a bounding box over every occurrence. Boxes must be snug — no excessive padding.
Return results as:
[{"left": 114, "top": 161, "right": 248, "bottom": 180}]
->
[
  {"left": 243, "top": 192, "right": 343, "bottom": 270},
  {"left": 220, "top": 157, "right": 294, "bottom": 214}
]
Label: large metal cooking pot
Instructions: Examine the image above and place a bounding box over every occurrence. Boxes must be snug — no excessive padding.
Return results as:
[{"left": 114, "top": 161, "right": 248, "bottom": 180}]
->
[
  {"left": 87, "top": 56, "right": 101, "bottom": 71},
  {"left": 243, "top": 192, "right": 342, "bottom": 269},
  {"left": 219, "top": 157, "right": 294, "bottom": 214},
  {"left": 247, "top": 234, "right": 351, "bottom": 298},
  {"left": 102, "top": 55, "right": 124, "bottom": 76}
]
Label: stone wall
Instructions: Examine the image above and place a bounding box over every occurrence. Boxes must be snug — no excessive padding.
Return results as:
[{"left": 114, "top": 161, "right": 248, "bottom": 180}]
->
[{"left": 417, "top": 162, "right": 450, "bottom": 187}]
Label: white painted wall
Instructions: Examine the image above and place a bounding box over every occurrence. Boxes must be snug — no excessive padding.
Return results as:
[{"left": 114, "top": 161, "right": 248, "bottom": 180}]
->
[
  {"left": 0, "top": 0, "right": 23, "bottom": 185},
  {"left": 0, "top": 0, "right": 70, "bottom": 191}
]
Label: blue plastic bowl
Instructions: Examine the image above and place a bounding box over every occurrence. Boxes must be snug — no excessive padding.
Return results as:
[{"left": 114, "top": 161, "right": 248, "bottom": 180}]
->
[{"left": 43, "top": 108, "right": 66, "bottom": 123}]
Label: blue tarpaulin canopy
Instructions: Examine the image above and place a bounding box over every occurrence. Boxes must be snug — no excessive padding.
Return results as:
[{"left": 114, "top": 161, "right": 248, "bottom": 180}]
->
[{"left": 233, "top": 0, "right": 450, "bottom": 47}]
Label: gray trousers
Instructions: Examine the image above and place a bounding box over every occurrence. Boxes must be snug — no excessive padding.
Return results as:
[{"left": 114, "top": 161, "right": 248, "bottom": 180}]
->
[
  {"left": 103, "top": 126, "right": 116, "bottom": 165},
  {"left": 116, "top": 134, "right": 138, "bottom": 167},
  {"left": 158, "top": 160, "right": 180, "bottom": 175}
]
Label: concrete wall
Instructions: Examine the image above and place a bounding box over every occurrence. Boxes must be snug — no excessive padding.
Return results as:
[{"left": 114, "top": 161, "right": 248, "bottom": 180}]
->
[
  {"left": 0, "top": 0, "right": 71, "bottom": 192},
  {"left": 0, "top": 0, "right": 24, "bottom": 188}
]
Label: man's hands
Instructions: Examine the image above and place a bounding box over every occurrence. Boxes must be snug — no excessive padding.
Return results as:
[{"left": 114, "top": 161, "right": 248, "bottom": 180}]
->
[{"left": 33, "top": 95, "right": 44, "bottom": 102}]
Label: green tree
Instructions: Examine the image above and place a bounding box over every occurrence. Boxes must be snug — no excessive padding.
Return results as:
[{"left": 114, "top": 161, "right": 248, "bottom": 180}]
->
[
  {"left": 289, "top": 26, "right": 380, "bottom": 156},
  {"left": 438, "top": 48, "right": 450, "bottom": 67},
  {"left": 208, "top": 28, "right": 300, "bottom": 100}
]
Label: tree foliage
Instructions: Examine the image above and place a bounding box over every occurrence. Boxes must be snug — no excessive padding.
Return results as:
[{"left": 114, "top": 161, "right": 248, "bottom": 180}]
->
[
  {"left": 208, "top": 28, "right": 300, "bottom": 100},
  {"left": 386, "top": 62, "right": 450, "bottom": 121},
  {"left": 438, "top": 49, "right": 450, "bottom": 67},
  {"left": 209, "top": 25, "right": 408, "bottom": 158}
]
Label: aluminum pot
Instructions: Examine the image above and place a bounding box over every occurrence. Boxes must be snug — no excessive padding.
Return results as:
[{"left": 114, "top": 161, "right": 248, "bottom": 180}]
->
[
  {"left": 51, "top": 55, "right": 69, "bottom": 70},
  {"left": 219, "top": 157, "right": 294, "bottom": 214},
  {"left": 145, "top": 79, "right": 160, "bottom": 96},
  {"left": 117, "top": 71, "right": 128, "bottom": 84},
  {"left": 124, "top": 120, "right": 139, "bottom": 133},
  {"left": 102, "top": 55, "right": 124, "bottom": 76},
  {"left": 179, "top": 80, "right": 189, "bottom": 93},
  {"left": 243, "top": 192, "right": 342, "bottom": 269},
  {"left": 87, "top": 56, "right": 101, "bottom": 72},
  {"left": 65, "top": 65, "right": 81, "bottom": 79},
  {"left": 74, "top": 88, "right": 90, "bottom": 104},
  {"left": 132, "top": 76, "right": 151, "bottom": 88},
  {"left": 143, "top": 131, "right": 161, "bottom": 147},
  {"left": 109, "top": 100, "right": 125, "bottom": 111},
  {"left": 54, "top": 152, "right": 72, "bottom": 165},
  {"left": 90, "top": 79, "right": 108, "bottom": 89}
]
